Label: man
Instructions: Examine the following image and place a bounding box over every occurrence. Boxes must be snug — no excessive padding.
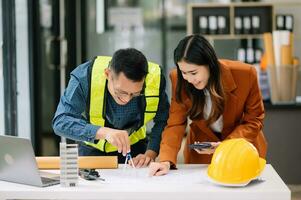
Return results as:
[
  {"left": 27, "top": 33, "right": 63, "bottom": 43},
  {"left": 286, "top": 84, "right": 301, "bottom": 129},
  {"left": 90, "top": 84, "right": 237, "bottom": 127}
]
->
[{"left": 52, "top": 48, "right": 169, "bottom": 167}]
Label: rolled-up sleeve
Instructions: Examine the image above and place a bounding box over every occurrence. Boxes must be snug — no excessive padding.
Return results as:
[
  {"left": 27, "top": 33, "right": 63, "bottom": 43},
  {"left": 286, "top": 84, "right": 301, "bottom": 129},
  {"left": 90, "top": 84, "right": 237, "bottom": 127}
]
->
[{"left": 52, "top": 61, "right": 100, "bottom": 142}]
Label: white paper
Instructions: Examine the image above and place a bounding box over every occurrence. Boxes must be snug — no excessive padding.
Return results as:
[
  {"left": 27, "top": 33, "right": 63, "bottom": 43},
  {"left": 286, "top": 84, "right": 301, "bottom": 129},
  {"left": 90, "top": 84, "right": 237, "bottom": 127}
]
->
[{"left": 100, "top": 166, "right": 209, "bottom": 185}]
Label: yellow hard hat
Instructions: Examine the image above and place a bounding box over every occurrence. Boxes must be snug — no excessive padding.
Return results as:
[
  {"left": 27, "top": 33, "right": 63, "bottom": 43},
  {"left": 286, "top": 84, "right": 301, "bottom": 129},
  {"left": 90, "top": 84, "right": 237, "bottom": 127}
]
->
[{"left": 207, "top": 138, "right": 266, "bottom": 187}]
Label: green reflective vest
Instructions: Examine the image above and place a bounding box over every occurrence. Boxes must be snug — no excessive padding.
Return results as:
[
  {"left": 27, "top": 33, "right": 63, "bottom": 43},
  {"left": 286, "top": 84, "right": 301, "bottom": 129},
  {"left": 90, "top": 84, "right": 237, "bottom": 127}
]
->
[{"left": 85, "top": 56, "right": 161, "bottom": 152}]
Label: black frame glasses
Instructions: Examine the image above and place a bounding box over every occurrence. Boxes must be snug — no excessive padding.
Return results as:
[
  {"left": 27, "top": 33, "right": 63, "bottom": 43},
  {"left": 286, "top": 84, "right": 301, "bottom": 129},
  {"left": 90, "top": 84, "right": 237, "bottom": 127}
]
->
[{"left": 110, "top": 74, "right": 144, "bottom": 100}]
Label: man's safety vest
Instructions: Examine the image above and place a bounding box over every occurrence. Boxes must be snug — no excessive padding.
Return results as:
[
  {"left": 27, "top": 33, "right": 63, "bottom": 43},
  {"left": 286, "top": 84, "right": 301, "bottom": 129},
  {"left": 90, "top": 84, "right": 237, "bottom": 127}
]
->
[{"left": 85, "top": 56, "right": 161, "bottom": 152}]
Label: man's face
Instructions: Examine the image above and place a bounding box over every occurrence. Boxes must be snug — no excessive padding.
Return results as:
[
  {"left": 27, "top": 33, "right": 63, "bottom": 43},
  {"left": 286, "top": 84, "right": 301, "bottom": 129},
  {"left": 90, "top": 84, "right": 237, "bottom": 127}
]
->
[{"left": 106, "top": 68, "right": 144, "bottom": 105}]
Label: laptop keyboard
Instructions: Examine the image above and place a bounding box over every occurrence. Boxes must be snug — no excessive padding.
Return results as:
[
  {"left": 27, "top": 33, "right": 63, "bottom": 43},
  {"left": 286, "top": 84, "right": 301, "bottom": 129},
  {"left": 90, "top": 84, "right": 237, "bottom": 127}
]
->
[{"left": 41, "top": 177, "right": 59, "bottom": 184}]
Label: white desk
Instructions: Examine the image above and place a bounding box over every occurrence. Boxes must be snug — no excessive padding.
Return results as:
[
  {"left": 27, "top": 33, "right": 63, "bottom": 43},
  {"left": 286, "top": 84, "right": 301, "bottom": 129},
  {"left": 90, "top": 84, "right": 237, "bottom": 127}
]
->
[{"left": 0, "top": 164, "right": 290, "bottom": 200}]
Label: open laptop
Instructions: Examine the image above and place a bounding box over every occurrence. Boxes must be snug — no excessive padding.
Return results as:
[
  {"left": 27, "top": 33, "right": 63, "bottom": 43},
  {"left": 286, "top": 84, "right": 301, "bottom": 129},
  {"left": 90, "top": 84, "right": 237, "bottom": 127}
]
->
[{"left": 0, "top": 135, "right": 60, "bottom": 187}]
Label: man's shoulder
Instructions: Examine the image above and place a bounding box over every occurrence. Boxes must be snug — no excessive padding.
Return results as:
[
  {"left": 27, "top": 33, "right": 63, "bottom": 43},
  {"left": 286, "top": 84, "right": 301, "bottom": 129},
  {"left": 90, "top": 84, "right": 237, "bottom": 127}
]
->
[{"left": 71, "top": 60, "right": 93, "bottom": 78}]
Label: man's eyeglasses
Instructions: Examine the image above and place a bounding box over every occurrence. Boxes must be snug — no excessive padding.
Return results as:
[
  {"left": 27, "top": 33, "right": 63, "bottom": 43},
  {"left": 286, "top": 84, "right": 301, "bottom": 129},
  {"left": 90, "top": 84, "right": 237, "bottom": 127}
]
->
[
  {"left": 113, "top": 88, "right": 144, "bottom": 99},
  {"left": 110, "top": 76, "right": 144, "bottom": 100}
]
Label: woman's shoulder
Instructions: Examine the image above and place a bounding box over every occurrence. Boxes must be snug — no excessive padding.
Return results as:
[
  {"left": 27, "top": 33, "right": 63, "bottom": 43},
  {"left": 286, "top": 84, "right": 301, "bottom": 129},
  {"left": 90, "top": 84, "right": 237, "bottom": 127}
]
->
[
  {"left": 219, "top": 59, "right": 258, "bottom": 93},
  {"left": 219, "top": 59, "right": 257, "bottom": 78},
  {"left": 169, "top": 68, "right": 177, "bottom": 76},
  {"left": 219, "top": 59, "right": 253, "bottom": 70},
  {"left": 168, "top": 68, "right": 178, "bottom": 81}
]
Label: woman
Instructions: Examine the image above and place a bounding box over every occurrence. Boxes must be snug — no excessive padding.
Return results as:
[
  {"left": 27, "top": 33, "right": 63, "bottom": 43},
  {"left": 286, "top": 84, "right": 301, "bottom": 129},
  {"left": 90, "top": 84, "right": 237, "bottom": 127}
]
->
[{"left": 149, "top": 35, "right": 267, "bottom": 176}]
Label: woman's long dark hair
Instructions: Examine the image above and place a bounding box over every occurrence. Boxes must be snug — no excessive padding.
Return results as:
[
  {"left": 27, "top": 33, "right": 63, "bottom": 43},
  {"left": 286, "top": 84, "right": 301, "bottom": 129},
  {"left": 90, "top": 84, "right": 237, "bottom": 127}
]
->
[{"left": 174, "top": 35, "right": 225, "bottom": 125}]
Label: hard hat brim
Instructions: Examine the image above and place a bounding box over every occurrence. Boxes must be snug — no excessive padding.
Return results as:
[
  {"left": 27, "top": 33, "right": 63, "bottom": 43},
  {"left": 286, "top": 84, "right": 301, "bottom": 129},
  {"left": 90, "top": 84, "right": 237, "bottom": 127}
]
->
[
  {"left": 207, "top": 158, "right": 266, "bottom": 187},
  {"left": 207, "top": 175, "right": 251, "bottom": 187},
  {"left": 259, "top": 157, "right": 266, "bottom": 174}
]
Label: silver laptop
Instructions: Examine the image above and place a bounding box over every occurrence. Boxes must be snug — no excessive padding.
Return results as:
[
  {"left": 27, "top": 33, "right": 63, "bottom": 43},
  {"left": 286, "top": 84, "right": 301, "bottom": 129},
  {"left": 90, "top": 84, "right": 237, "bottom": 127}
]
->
[{"left": 0, "top": 135, "right": 60, "bottom": 187}]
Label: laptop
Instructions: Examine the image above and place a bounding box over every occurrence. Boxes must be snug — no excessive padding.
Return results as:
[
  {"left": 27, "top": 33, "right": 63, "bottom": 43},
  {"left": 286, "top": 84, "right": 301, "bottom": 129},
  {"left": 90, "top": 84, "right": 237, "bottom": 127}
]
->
[{"left": 0, "top": 135, "right": 60, "bottom": 187}]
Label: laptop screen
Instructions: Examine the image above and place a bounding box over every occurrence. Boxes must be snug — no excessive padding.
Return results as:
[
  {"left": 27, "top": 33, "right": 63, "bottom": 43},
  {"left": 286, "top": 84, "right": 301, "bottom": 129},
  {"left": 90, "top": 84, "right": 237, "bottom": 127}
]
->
[{"left": 0, "top": 135, "right": 59, "bottom": 187}]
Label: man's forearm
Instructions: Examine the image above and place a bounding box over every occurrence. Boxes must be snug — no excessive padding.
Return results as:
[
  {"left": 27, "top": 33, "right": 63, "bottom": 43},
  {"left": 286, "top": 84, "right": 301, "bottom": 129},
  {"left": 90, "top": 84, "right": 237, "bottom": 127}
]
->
[{"left": 53, "top": 114, "right": 99, "bottom": 142}]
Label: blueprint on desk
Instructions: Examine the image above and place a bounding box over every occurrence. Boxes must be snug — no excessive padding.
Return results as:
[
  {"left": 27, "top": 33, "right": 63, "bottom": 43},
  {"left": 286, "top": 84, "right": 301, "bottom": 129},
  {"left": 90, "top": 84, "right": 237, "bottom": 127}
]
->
[{"left": 99, "top": 165, "right": 209, "bottom": 184}]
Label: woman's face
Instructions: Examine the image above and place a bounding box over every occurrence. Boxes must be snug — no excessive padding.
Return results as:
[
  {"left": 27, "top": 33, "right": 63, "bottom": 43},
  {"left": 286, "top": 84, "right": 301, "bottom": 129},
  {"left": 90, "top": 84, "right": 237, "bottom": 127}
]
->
[{"left": 178, "top": 60, "right": 210, "bottom": 90}]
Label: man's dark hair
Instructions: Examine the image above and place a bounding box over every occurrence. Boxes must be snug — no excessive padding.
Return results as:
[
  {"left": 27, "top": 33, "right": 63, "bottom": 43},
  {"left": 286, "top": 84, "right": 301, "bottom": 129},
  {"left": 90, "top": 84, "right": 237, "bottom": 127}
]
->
[{"left": 110, "top": 48, "right": 148, "bottom": 82}]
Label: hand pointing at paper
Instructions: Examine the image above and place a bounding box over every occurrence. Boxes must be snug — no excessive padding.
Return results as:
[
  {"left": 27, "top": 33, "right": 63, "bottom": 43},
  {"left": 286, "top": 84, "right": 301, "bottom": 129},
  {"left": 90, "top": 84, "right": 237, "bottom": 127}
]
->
[
  {"left": 129, "top": 150, "right": 157, "bottom": 168},
  {"left": 149, "top": 161, "right": 170, "bottom": 176}
]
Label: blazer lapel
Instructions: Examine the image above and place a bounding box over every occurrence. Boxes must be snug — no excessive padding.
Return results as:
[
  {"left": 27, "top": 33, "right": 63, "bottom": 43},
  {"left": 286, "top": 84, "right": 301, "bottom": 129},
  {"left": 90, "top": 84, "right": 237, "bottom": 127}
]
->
[
  {"left": 195, "top": 120, "right": 220, "bottom": 141},
  {"left": 194, "top": 91, "right": 238, "bottom": 142},
  {"left": 220, "top": 63, "right": 237, "bottom": 138},
  {"left": 184, "top": 94, "right": 220, "bottom": 141}
]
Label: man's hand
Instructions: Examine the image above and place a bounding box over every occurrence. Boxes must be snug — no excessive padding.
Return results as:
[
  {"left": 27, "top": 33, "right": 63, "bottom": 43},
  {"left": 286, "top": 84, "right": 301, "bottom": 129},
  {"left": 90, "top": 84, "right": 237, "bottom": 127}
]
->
[
  {"left": 130, "top": 150, "right": 157, "bottom": 168},
  {"left": 148, "top": 161, "right": 170, "bottom": 176},
  {"left": 96, "top": 127, "right": 130, "bottom": 156}
]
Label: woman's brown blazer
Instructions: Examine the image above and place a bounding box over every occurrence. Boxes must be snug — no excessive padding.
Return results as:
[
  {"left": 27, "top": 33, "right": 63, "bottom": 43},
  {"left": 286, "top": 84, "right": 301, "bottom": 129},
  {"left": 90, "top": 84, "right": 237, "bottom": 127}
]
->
[{"left": 159, "top": 60, "right": 267, "bottom": 165}]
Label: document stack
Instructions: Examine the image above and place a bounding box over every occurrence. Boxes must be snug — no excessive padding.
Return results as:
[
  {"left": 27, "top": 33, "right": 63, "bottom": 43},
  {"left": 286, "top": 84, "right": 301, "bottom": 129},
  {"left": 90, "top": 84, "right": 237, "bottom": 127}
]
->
[{"left": 60, "top": 143, "right": 78, "bottom": 187}]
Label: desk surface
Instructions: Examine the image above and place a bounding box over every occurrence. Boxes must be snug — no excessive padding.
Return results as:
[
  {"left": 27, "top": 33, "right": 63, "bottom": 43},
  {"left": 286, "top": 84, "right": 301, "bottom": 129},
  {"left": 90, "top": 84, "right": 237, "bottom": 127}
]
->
[{"left": 0, "top": 164, "right": 290, "bottom": 200}]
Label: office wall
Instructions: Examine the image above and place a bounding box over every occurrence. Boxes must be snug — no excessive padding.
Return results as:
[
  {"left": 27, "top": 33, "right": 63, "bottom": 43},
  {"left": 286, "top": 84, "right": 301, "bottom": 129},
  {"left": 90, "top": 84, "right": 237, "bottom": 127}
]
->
[
  {"left": 85, "top": 1, "right": 163, "bottom": 65},
  {"left": 0, "top": 0, "right": 31, "bottom": 138},
  {"left": 264, "top": 108, "right": 301, "bottom": 184},
  {"left": 0, "top": 0, "right": 4, "bottom": 135},
  {"left": 15, "top": 0, "right": 31, "bottom": 139}
]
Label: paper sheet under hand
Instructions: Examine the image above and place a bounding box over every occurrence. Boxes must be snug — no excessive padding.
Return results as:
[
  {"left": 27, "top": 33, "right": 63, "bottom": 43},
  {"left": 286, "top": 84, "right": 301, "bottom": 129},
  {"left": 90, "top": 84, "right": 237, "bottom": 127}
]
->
[{"left": 100, "top": 165, "right": 209, "bottom": 185}]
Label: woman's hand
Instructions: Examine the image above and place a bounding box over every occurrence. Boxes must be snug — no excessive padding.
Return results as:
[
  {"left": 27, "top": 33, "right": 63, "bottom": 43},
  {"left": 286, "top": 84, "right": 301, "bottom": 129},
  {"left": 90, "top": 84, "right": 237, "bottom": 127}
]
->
[
  {"left": 148, "top": 161, "right": 170, "bottom": 176},
  {"left": 193, "top": 142, "right": 220, "bottom": 154}
]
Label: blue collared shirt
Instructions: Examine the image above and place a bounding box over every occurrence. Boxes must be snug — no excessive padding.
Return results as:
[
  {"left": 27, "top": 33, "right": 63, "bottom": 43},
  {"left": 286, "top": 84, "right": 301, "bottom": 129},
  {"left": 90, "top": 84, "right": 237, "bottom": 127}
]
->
[{"left": 52, "top": 60, "right": 170, "bottom": 153}]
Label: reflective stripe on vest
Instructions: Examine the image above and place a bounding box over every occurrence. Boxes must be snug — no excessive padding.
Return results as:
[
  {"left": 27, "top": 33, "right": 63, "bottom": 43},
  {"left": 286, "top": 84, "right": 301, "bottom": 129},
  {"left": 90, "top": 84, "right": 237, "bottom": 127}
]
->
[{"left": 85, "top": 56, "right": 161, "bottom": 152}]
